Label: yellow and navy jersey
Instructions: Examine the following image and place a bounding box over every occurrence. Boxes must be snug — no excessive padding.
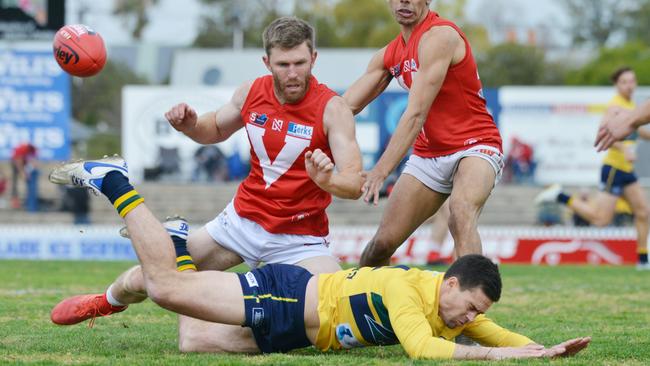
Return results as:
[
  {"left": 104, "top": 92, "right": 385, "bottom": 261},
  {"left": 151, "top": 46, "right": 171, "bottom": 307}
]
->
[
  {"left": 315, "top": 266, "right": 533, "bottom": 359},
  {"left": 603, "top": 94, "right": 637, "bottom": 172},
  {"left": 616, "top": 198, "right": 633, "bottom": 215}
]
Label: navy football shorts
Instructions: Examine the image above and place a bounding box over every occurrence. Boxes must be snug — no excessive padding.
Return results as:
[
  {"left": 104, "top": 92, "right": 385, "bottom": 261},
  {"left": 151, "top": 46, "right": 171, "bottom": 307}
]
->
[
  {"left": 600, "top": 164, "right": 637, "bottom": 196},
  {"left": 237, "top": 264, "right": 313, "bottom": 353}
]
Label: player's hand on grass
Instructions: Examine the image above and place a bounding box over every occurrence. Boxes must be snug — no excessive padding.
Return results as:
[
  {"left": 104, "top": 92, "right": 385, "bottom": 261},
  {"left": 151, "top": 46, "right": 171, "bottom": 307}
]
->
[
  {"left": 305, "top": 149, "right": 334, "bottom": 188},
  {"left": 164, "top": 103, "right": 198, "bottom": 133},
  {"left": 543, "top": 337, "right": 591, "bottom": 358},
  {"left": 488, "top": 344, "right": 546, "bottom": 360},
  {"left": 360, "top": 169, "right": 387, "bottom": 206}
]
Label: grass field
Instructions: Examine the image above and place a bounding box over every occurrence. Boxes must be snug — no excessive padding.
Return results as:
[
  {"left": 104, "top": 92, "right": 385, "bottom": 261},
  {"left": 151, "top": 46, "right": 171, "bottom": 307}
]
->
[{"left": 1, "top": 260, "right": 649, "bottom": 365}]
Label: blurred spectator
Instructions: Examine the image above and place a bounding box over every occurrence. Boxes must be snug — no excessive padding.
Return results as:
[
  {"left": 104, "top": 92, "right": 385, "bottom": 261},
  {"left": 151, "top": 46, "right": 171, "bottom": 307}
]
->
[
  {"left": 62, "top": 186, "right": 91, "bottom": 225},
  {"left": 192, "top": 145, "right": 228, "bottom": 182},
  {"left": 226, "top": 143, "right": 250, "bottom": 181},
  {"left": 537, "top": 202, "right": 563, "bottom": 226},
  {"left": 10, "top": 143, "right": 38, "bottom": 210},
  {"left": 143, "top": 147, "right": 181, "bottom": 181},
  {"left": 0, "top": 169, "right": 7, "bottom": 209},
  {"left": 504, "top": 137, "right": 537, "bottom": 184}
]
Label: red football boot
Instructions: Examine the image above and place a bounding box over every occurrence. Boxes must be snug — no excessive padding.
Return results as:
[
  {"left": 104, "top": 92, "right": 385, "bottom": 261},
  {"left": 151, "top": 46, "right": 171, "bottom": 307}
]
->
[{"left": 51, "top": 293, "right": 127, "bottom": 327}]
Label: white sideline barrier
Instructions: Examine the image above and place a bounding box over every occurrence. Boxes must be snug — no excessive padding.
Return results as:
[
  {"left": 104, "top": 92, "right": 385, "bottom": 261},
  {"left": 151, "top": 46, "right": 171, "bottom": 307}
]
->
[{"left": 0, "top": 225, "right": 638, "bottom": 265}]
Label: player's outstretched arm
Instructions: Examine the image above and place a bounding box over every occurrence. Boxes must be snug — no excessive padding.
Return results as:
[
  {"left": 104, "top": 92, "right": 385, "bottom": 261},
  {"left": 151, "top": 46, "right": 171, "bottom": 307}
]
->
[
  {"left": 596, "top": 100, "right": 650, "bottom": 151},
  {"left": 342, "top": 47, "right": 392, "bottom": 115},
  {"left": 463, "top": 316, "right": 591, "bottom": 359},
  {"left": 306, "top": 96, "right": 363, "bottom": 199},
  {"left": 164, "top": 81, "right": 250, "bottom": 144},
  {"left": 361, "top": 27, "right": 458, "bottom": 205},
  {"left": 454, "top": 338, "right": 591, "bottom": 360}
]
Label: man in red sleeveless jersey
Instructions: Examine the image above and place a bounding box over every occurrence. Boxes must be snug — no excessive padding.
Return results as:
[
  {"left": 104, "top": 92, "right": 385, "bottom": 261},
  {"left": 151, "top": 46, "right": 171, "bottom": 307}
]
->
[
  {"left": 344, "top": 0, "right": 503, "bottom": 266},
  {"left": 49, "top": 17, "right": 364, "bottom": 352}
]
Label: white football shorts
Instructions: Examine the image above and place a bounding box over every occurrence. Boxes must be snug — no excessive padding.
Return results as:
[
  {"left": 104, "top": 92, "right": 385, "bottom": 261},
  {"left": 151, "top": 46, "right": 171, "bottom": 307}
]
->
[
  {"left": 205, "top": 201, "right": 334, "bottom": 268},
  {"left": 402, "top": 144, "right": 504, "bottom": 194}
]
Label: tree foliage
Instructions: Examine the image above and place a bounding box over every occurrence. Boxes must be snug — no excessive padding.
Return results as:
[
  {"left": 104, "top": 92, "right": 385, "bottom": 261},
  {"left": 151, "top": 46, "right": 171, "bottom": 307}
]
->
[
  {"left": 113, "top": 0, "right": 159, "bottom": 40},
  {"left": 328, "top": 0, "right": 400, "bottom": 47},
  {"left": 565, "top": 42, "right": 650, "bottom": 85},
  {"left": 72, "top": 60, "right": 148, "bottom": 130},
  {"left": 293, "top": 0, "right": 339, "bottom": 47},
  {"left": 192, "top": 0, "right": 284, "bottom": 48},
  {"left": 557, "top": 0, "right": 643, "bottom": 47},
  {"left": 559, "top": 0, "right": 626, "bottom": 46},
  {"left": 477, "top": 43, "right": 566, "bottom": 86},
  {"left": 192, "top": 0, "right": 493, "bottom": 51},
  {"left": 622, "top": 0, "right": 650, "bottom": 45}
]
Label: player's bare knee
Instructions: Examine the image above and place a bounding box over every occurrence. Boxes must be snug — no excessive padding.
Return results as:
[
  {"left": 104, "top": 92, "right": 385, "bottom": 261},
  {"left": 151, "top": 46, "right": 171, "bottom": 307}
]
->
[
  {"left": 448, "top": 198, "right": 480, "bottom": 222},
  {"left": 142, "top": 272, "right": 177, "bottom": 310}
]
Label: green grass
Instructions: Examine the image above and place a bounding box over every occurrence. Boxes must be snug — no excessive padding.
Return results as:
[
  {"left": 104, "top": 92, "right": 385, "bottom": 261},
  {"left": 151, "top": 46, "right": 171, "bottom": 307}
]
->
[{"left": 1, "top": 261, "right": 649, "bottom": 365}]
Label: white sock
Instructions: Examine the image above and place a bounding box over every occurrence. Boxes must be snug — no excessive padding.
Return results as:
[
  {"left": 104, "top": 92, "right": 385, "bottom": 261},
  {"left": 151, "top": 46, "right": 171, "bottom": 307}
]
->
[{"left": 105, "top": 284, "right": 126, "bottom": 307}]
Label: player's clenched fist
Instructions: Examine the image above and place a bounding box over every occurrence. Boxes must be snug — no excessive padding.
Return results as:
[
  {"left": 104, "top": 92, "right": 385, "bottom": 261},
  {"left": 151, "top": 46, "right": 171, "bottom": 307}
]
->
[
  {"left": 164, "top": 103, "right": 198, "bottom": 133},
  {"left": 305, "top": 149, "right": 334, "bottom": 187}
]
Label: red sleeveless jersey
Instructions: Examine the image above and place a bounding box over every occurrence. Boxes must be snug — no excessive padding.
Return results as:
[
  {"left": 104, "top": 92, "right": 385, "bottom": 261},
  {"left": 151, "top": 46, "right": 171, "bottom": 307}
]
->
[
  {"left": 234, "top": 75, "right": 337, "bottom": 236},
  {"left": 383, "top": 11, "right": 502, "bottom": 157}
]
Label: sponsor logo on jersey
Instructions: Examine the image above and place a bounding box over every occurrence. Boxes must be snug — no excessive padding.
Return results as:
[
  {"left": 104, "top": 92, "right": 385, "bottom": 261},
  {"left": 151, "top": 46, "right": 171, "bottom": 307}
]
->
[
  {"left": 287, "top": 122, "right": 313, "bottom": 140},
  {"left": 336, "top": 323, "right": 364, "bottom": 349},
  {"left": 291, "top": 211, "right": 311, "bottom": 222},
  {"left": 252, "top": 307, "right": 264, "bottom": 327},
  {"left": 389, "top": 63, "right": 401, "bottom": 77},
  {"left": 245, "top": 272, "right": 259, "bottom": 287},
  {"left": 403, "top": 60, "right": 411, "bottom": 73},
  {"left": 249, "top": 112, "right": 268, "bottom": 126},
  {"left": 408, "top": 58, "right": 418, "bottom": 72},
  {"left": 272, "top": 118, "right": 284, "bottom": 132}
]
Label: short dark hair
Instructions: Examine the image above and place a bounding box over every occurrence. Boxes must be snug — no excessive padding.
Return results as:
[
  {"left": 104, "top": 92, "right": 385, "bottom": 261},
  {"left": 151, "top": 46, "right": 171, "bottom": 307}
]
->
[
  {"left": 443, "top": 254, "right": 502, "bottom": 302},
  {"left": 262, "top": 17, "right": 315, "bottom": 57},
  {"left": 611, "top": 66, "right": 634, "bottom": 84}
]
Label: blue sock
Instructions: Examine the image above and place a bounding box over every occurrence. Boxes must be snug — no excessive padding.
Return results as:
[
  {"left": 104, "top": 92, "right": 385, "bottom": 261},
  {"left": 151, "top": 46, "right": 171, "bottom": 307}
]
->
[
  {"left": 100, "top": 171, "right": 134, "bottom": 205},
  {"left": 100, "top": 172, "right": 144, "bottom": 217},
  {"left": 557, "top": 193, "right": 571, "bottom": 205}
]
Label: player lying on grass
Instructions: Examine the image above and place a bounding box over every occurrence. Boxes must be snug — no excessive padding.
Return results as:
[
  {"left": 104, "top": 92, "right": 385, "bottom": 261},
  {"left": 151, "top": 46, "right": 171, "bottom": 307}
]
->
[{"left": 48, "top": 156, "right": 591, "bottom": 360}]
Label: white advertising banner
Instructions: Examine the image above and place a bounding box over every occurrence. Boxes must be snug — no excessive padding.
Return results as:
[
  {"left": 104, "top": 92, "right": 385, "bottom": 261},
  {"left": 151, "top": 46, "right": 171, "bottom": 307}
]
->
[
  {"left": 500, "top": 87, "right": 606, "bottom": 186},
  {"left": 499, "top": 86, "right": 650, "bottom": 186},
  {"left": 121, "top": 86, "right": 249, "bottom": 182}
]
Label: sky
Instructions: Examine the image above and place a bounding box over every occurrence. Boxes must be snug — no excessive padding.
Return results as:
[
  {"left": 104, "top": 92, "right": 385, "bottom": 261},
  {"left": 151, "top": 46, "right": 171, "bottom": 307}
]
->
[{"left": 64, "top": 0, "right": 570, "bottom": 47}]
